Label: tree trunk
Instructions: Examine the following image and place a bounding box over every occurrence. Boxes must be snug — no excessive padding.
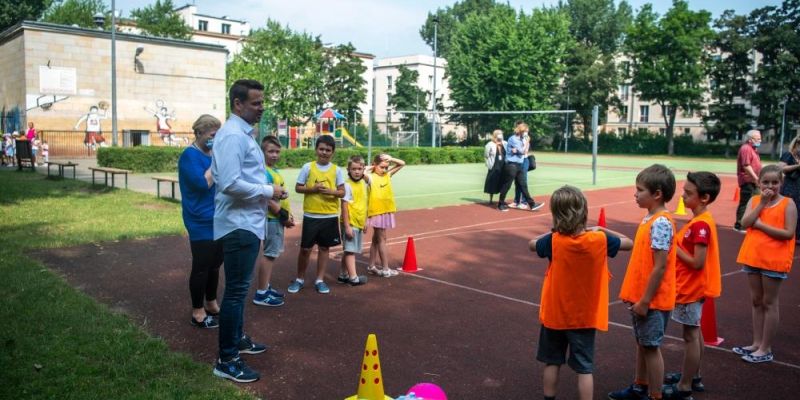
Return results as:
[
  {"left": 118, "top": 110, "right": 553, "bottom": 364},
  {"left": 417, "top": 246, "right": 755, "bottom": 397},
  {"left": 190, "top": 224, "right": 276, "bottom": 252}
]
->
[
  {"left": 581, "top": 115, "right": 592, "bottom": 141},
  {"left": 666, "top": 107, "right": 677, "bottom": 156}
]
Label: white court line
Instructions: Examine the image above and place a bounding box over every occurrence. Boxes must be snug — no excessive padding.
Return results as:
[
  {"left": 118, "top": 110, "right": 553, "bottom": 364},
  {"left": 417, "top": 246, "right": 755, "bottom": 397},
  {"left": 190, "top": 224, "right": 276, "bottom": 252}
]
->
[{"left": 395, "top": 176, "right": 635, "bottom": 199}]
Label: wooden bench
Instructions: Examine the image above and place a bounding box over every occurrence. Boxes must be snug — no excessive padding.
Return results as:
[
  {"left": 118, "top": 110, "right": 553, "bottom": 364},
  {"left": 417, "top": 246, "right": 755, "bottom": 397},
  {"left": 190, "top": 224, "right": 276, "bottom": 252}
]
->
[
  {"left": 89, "top": 167, "right": 131, "bottom": 189},
  {"left": 152, "top": 176, "right": 179, "bottom": 199},
  {"left": 47, "top": 161, "right": 78, "bottom": 179}
]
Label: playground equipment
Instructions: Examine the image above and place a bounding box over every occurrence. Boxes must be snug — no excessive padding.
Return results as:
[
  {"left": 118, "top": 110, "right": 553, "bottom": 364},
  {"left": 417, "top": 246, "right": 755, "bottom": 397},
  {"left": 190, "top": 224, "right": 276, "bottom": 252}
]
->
[
  {"left": 315, "top": 107, "right": 362, "bottom": 148},
  {"left": 337, "top": 126, "right": 363, "bottom": 147}
]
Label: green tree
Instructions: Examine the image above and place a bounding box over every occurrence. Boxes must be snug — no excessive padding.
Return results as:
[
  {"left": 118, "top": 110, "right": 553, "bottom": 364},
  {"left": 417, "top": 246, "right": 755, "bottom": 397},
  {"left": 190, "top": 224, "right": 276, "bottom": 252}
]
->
[
  {"left": 324, "top": 43, "right": 367, "bottom": 123},
  {"left": 228, "top": 20, "right": 326, "bottom": 125},
  {"left": 446, "top": 6, "right": 571, "bottom": 140},
  {"left": 41, "top": 0, "right": 107, "bottom": 28},
  {"left": 130, "top": 0, "right": 191, "bottom": 40},
  {"left": 748, "top": 0, "right": 800, "bottom": 157},
  {"left": 1, "top": 0, "right": 50, "bottom": 31},
  {"left": 388, "top": 65, "right": 429, "bottom": 132},
  {"left": 625, "top": 0, "right": 713, "bottom": 155},
  {"left": 419, "top": 0, "right": 512, "bottom": 58},
  {"left": 559, "top": 0, "right": 632, "bottom": 139},
  {"left": 703, "top": 10, "right": 753, "bottom": 154}
]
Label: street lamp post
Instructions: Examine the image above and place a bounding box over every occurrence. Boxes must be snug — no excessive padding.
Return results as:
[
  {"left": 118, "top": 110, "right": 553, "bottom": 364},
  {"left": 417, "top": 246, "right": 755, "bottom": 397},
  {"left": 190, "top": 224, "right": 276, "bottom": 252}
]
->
[
  {"left": 431, "top": 16, "right": 438, "bottom": 148},
  {"left": 111, "top": 0, "right": 118, "bottom": 147},
  {"left": 780, "top": 99, "right": 787, "bottom": 157}
]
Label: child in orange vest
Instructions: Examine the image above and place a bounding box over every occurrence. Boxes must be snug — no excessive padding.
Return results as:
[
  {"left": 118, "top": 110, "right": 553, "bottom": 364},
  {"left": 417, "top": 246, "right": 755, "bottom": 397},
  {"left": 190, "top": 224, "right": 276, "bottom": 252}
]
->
[
  {"left": 610, "top": 164, "right": 677, "bottom": 400},
  {"left": 733, "top": 164, "right": 797, "bottom": 363},
  {"left": 662, "top": 172, "right": 722, "bottom": 400},
  {"left": 530, "top": 185, "right": 633, "bottom": 400}
]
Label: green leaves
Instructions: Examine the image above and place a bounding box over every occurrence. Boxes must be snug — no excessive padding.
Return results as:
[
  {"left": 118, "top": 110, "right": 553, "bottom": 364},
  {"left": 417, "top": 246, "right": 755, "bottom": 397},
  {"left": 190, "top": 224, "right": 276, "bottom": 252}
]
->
[
  {"left": 389, "top": 65, "right": 429, "bottom": 132},
  {"left": 324, "top": 43, "right": 367, "bottom": 123},
  {"left": 41, "top": 0, "right": 107, "bottom": 29},
  {"left": 130, "top": 0, "right": 192, "bottom": 40},
  {"left": 0, "top": 0, "right": 49, "bottom": 31}
]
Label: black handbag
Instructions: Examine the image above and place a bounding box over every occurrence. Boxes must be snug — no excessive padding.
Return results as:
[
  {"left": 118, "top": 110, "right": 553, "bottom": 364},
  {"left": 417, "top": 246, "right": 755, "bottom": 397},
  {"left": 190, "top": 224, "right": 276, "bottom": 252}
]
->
[{"left": 527, "top": 154, "right": 537, "bottom": 171}]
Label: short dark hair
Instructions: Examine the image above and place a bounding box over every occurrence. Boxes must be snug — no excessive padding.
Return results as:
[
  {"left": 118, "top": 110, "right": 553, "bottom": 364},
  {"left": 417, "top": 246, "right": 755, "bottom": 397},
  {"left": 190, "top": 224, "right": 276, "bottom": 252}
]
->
[
  {"left": 686, "top": 171, "right": 721, "bottom": 203},
  {"left": 316, "top": 134, "right": 336, "bottom": 151},
  {"left": 261, "top": 135, "right": 281, "bottom": 149},
  {"left": 229, "top": 79, "right": 264, "bottom": 110},
  {"left": 636, "top": 164, "right": 676, "bottom": 202},
  {"left": 348, "top": 155, "right": 365, "bottom": 167}
]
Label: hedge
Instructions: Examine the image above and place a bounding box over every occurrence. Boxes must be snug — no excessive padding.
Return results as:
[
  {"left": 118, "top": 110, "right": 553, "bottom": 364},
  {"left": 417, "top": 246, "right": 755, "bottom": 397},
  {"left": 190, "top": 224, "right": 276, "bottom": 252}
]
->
[
  {"left": 97, "top": 146, "right": 485, "bottom": 172},
  {"left": 548, "top": 132, "right": 739, "bottom": 157}
]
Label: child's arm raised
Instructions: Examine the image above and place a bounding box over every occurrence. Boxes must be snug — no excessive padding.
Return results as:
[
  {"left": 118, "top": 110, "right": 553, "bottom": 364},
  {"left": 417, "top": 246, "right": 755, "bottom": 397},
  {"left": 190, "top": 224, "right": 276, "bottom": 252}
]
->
[
  {"left": 740, "top": 197, "right": 761, "bottom": 228},
  {"left": 753, "top": 198, "right": 798, "bottom": 240},
  {"left": 384, "top": 154, "right": 405, "bottom": 176}
]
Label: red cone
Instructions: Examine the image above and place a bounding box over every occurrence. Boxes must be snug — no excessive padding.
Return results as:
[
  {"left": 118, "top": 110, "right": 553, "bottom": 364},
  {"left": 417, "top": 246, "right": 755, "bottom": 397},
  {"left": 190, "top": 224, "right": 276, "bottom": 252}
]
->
[
  {"left": 701, "top": 297, "right": 724, "bottom": 346},
  {"left": 733, "top": 186, "right": 740, "bottom": 202},
  {"left": 402, "top": 236, "right": 418, "bottom": 273},
  {"left": 598, "top": 208, "right": 607, "bottom": 228}
]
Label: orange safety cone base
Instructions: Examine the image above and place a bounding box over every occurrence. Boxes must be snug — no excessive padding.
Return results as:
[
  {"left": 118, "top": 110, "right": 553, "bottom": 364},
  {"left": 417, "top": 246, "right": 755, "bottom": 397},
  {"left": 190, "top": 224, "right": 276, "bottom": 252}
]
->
[
  {"left": 402, "top": 236, "right": 420, "bottom": 273},
  {"left": 700, "top": 298, "right": 723, "bottom": 346},
  {"left": 703, "top": 336, "right": 725, "bottom": 346}
]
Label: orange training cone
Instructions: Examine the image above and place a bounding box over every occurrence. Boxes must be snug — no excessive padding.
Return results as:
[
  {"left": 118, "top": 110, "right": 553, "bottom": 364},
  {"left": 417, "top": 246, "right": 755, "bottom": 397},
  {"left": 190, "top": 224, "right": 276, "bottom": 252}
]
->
[
  {"left": 701, "top": 298, "right": 724, "bottom": 346},
  {"left": 733, "top": 186, "right": 740, "bottom": 202},
  {"left": 345, "top": 334, "right": 393, "bottom": 400},
  {"left": 598, "top": 208, "right": 607, "bottom": 228},
  {"left": 402, "top": 236, "right": 419, "bottom": 273},
  {"left": 674, "top": 197, "right": 687, "bottom": 216}
]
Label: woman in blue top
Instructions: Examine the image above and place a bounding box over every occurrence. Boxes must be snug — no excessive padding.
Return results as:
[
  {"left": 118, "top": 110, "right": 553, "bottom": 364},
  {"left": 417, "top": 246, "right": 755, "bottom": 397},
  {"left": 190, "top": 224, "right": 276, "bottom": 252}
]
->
[{"left": 179, "top": 114, "right": 222, "bottom": 328}]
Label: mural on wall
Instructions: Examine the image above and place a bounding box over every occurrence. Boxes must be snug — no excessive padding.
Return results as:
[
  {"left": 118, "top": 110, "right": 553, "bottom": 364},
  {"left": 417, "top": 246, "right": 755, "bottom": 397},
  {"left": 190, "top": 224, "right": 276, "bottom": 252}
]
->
[
  {"left": 145, "top": 100, "right": 186, "bottom": 146},
  {"left": 74, "top": 101, "right": 109, "bottom": 150}
]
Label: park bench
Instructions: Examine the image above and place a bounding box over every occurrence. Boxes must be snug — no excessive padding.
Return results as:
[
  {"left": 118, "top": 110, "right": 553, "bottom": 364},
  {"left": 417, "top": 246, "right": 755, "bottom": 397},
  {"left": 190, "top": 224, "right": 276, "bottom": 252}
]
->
[
  {"left": 89, "top": 166, "right": 131, "bottom": 189},
  {"left": 46, "top": 161, "right": 78, "bottom": 179},
  {"left": 152, "top": 176, "right": 179, "bottom": 199}
]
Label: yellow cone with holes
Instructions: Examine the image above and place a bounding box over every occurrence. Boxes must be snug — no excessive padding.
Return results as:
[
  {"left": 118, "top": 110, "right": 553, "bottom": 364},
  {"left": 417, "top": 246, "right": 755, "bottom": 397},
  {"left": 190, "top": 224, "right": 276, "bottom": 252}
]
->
[
  {"left": 345, "top": 334, "right": 393, "bottom": 400},
  {"left": 674, "top": 197, "right": 687, "bottom": 216}
]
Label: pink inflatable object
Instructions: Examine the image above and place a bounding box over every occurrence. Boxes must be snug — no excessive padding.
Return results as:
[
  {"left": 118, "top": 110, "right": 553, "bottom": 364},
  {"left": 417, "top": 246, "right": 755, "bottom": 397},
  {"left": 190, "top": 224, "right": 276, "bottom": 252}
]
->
[{"left": 407, "top": 383, "right": 447, "bottom": 400}]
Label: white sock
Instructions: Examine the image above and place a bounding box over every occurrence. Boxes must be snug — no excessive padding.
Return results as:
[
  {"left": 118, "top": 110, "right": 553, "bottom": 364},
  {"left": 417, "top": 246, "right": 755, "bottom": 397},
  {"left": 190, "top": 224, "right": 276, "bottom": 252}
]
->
[
  {"left": 315, "top": 279, "right": 324, "bottom": 284},
  {"left": 295, "top": 278, "right": 304, "bottom": 284},
  {"left": 256, "top": 289, "right": 268, "bottom": 295}
]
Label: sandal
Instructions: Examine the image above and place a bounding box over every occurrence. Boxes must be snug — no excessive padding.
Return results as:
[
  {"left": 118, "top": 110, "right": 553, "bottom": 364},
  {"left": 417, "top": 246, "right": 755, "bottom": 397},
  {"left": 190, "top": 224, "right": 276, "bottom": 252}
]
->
[
  {"left": 732, "top": 346, "right": 756, "bottom": 356},
  {"left": 381, "top": 268, "right": 397, "bottom": 277},
  {"left": 367, "top": 265, "right": 382, "bottom": 276},
  {"left": 742, "top": 352, "right": 773, "bottom": 363}
]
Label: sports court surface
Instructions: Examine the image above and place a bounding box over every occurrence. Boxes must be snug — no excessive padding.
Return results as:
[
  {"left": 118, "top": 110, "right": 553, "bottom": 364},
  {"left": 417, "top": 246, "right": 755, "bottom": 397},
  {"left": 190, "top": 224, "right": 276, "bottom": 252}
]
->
[{"left": 36, "top": 155, "right": 799, "bottom": 399}]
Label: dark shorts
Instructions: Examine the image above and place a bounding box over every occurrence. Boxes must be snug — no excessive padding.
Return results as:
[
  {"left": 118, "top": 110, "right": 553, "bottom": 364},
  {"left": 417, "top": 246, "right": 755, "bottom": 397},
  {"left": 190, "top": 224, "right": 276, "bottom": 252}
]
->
[
  {"left": 631, "top": 307, "right": 670, "bottom": 347},
  {"left": 300, "top": 216, "right": 341, "bottom": 249},
  {"left": 742, "top": 265, "right": 789, "bottom": 280},
  {"left": 536, "top": 326, "right": 597, "bottom": 374}
]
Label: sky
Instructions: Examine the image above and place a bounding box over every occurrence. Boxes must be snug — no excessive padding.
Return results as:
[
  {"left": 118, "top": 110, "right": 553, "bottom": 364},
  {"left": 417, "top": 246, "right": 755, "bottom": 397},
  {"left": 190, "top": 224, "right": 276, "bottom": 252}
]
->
[{"left": 112, "top": 0, "right": 782, "bottom": 58}]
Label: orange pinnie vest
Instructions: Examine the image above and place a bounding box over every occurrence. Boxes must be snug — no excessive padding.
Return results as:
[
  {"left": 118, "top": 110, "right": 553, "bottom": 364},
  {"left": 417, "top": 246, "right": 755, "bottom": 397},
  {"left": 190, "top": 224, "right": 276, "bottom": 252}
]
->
[
  {"left": 619, "top": 211, "right": 677, "bottom": 311},
  {"left": 736, "top": 196, "right": 795, "bottom": 273},
  {"left": 674, "top": 211, "right": 721, "bottom": 304},
  {"left": 540, "top": 232, "right": 610, "bottom": 331}
]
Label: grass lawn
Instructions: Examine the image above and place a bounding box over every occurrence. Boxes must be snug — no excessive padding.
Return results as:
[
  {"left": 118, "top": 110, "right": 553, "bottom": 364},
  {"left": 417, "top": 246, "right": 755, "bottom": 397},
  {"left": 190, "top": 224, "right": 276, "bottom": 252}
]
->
[{"left": 0, "top": 170, "right": 255, "bottom": 399}]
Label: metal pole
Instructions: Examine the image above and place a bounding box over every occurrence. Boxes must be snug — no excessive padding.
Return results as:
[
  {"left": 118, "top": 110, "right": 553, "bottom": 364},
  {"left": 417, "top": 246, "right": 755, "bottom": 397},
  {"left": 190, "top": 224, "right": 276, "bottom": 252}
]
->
[
  {"left": 780, "top": 100, "right": 787, "bottom": 157},
  {"left": 592, "top": 105, "right": 599, "bottom": 185},
  {"left": 111, "top": 0, "right": 118, "bottom": 147},
  {"left": 431, "top": 17, "right": 438, "bottom": 148},
  {"left": 564, "top": 91, "right": 570, "bottom": 153},
  {"left": 368, "top": 77, "right": 375, "bottom": 161}
]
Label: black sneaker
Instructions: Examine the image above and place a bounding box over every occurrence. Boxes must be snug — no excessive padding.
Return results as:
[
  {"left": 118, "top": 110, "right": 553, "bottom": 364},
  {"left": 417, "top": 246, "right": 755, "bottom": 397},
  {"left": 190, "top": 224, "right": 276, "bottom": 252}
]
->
[
  {"left": 337, "top": 274, "right": 350, "bottom": 284},
  {"left": 608, "top": 384, "right": 648, "bottom": 400},
  {"left": 238, "top": 335, "right": 267, "bottom": 354},
  {"left": 190, "top": 315, "right": 219, "bottom": 329},
  {"left": 529, "top": 202, "right": 545, "bottom": 211},
  {"left": 663, "top": 373, "right": 704, "bottom": 392},
  {"left": 347, "top": 275, "right": 368, "bottom": 286},
  {"left": 662, "top": 384, "right": 694, "bottom": 400},
  {"left": 213, "top": 357, "right": 260, "bottom": 383},
  {"left": 498, "top": 203, "right": 509, "bottom": 212}
]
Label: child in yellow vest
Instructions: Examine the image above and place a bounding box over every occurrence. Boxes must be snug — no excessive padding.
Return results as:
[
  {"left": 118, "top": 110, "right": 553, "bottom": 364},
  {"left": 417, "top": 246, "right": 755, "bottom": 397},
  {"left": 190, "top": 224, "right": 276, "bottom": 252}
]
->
[
  {"left": 338, "top": 155, "right": 369, "bottom": 286},
  {"left": 610, "top": 164, "right": 677, "bottom": 400},
  {"left": 530, "top": 185, "right": 632, "bottom": 400},
  {"left": 663, "top": 172, "right": 722, "bottom": 399},
  {"left": 253, "top": 136, "right": 294, "bottom": 307},
  {"left": 366, "top": 153, "right": 405, "bottom": 277},
  {"left": 734, "top": 165, "right": 797, "bottom": 364},
  {"left": 288, "top": 135, "right": 345, "bottom": 294}
]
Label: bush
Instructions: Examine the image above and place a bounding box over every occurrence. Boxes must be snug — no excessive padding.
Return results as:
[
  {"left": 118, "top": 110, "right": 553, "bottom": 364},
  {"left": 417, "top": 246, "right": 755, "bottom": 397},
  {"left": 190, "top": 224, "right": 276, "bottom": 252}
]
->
[
  {"left": 97, "top": 146, "right": 184, "bottom": 172},
  {"left": 547, "top": 132, "right": 739, "bottom": 157}
]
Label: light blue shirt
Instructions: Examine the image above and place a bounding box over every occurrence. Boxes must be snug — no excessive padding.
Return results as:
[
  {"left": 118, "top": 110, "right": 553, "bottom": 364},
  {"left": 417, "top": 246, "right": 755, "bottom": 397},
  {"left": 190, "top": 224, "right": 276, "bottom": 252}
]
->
[
  {"left": 211, "top": 114, "right": 274, "bottom": 240},
  {"left": 506, "top": 134, "right": 525, "bottom": 164}
]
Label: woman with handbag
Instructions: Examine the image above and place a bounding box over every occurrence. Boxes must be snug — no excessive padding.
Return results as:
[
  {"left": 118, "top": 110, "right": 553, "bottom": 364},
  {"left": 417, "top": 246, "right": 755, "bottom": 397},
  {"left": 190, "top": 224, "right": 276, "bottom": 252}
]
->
[
  {"left": 513, "top": 131, "right": 532, "bottom": 208},
  {"left": 497, "top": 122, "right": 544, "bottom": 212},
  {"left": 484, "top": 129, "right": 507, "bottom": 204}
]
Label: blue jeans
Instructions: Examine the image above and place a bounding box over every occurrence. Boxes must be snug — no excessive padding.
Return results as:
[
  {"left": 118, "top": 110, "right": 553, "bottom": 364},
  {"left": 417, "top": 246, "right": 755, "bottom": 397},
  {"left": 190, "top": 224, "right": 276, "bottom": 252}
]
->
[
  {"left": 219, "top": 229, "right": 260, "bottom": 361},
  {"left": 514, "top": 156, "right": 530, "bottom": 204}
]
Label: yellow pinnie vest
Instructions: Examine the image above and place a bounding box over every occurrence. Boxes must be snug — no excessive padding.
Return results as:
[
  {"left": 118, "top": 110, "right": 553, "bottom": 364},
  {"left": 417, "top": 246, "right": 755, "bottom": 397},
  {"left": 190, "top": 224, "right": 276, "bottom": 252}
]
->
[
  {"left": 265, "top": 166, "right": 290, "bottom": 220},
  {"left": 368, "top": 172, "right": 396, "bottom": 217},
  {"left": 346, "top": 178, "right": 368, "bottom": 230},
  {"left": 303, "top": 162, "right": 340, "bottom": 215}
]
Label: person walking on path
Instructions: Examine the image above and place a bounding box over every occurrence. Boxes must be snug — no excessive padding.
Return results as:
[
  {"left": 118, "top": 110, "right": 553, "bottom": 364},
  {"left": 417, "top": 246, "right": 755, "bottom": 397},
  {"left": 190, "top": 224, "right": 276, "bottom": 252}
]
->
[
  {"left": 179, "top": 114, "right": 223, "bottom": 329},
  {"left": 497, "top": 122, "right": 543, "bottom": 212},
  {"left": 211, "top": 79, "right": 285, "bottom": 383},
  {"left": 779, "top": 136, "right": 800, "bottom": 243},
  {"left": 735, "top": 130, "right": 762, "bottom": 232},
  {"left": 484, "top": 129, "right": 506, "bottom": 205}
]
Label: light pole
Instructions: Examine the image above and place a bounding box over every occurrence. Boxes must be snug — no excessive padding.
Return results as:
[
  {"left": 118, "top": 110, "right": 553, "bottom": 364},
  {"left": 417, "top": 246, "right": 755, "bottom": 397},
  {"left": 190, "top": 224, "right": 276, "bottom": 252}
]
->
[
  {"left": 780, "top": 99, "right": 787, "bottom": 157},
  {"left": 431, "top": 16, "right": 438, "bottom": 148},
  {"left": 111, "top": 0, "right": 118, "bottom": 147}
]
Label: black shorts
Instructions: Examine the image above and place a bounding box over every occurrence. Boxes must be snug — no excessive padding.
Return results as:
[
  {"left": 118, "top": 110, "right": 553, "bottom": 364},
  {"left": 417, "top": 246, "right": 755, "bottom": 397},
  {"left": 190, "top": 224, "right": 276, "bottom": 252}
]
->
[
  {"left": 300, "top": 216, "right": 341, "bottom": 249},
  {"left": 536, "top": 325, "right": 596, "bottom": 374}
]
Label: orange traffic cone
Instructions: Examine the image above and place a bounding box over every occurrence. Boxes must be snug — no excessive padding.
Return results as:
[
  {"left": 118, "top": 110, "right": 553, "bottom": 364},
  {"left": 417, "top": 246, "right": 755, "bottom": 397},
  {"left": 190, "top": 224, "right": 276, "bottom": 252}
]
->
[
  {"left": 674, "top": 197, "right": 687, "bottom": 216},
  {"left": 598, "top": 208, "right": 607, "bottom": 228},
  {"left": 402, "top": 236, "right": 419, "bottom": 273},
  {"left": 701, "top": 298, "right": 724, "bottom": 346},
  {"left": 345, "top": 334, "right": 393, "bottom": 400},
  {"left": 733, "top": 186, "right": 740, "bottom": 202}
]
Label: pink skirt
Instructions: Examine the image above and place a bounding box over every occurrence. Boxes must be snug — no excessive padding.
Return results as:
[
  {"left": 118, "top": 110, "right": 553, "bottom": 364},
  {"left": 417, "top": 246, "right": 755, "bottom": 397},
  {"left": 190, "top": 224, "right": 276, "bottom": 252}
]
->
[{"left": 367, "top": 213, "right": 396, "bottom": 229}]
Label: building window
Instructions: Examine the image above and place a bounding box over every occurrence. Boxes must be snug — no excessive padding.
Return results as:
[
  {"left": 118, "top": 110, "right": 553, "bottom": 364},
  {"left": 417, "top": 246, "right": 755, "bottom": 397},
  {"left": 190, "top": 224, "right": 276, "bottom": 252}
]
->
[
  {"left": 662, "top": 105, "right": 672, "bottom": 118},
  {"left": 619, "top": 105, "right": 628, "bottom": 122},
  {"left": 621, "top": 61, "right": 631, "bottom": 76},
  {"left": 617, "top": 127, "right": 627, "bottom": 136},
  {"left": 198, "top": 20, "right": 208, "bottom": 31},
  {"left": 684, "top": 127, "right": 691, "bottom": 135},
  {"left": 619, "top": 85, "right": 629, "bottom": 101},
  {"left": 387, "top": 76, "right": 393, "bottom": 92},
  {"left": 222, "top": 23, "right": 231, "bottom": 35},
  {"left": 640, "top": 105, "right": 649, "bottom": 123}
]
